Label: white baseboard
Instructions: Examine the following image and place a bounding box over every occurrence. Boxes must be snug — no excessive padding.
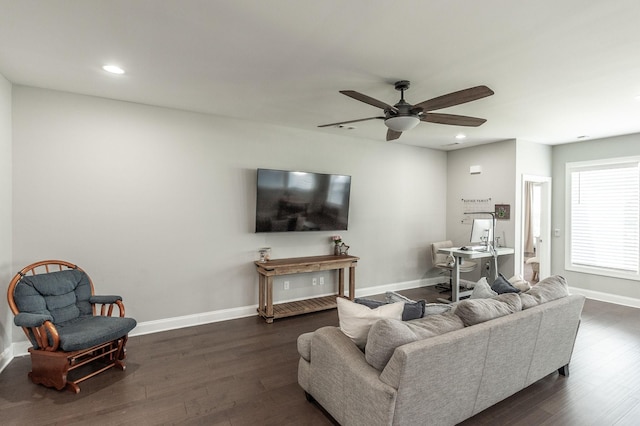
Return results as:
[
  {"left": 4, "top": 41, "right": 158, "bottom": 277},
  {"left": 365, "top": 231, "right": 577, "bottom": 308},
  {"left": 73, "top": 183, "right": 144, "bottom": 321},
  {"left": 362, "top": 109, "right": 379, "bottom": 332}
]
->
[
  {"left": 569, "top": 286, "right": 640, "bottom": 309},
  {"left": 130, "top": 304, "right": 259, "bottom": 337},
  {"left": 0, "top": 346, "right": 13, "bottom": 372}
]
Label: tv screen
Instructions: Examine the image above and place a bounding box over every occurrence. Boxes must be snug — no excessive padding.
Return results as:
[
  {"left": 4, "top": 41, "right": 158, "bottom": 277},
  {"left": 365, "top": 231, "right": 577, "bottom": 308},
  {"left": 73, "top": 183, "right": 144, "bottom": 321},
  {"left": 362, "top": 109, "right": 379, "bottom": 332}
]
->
[{"left": 255, "top": 168, "right": 351, "bottom": 232}]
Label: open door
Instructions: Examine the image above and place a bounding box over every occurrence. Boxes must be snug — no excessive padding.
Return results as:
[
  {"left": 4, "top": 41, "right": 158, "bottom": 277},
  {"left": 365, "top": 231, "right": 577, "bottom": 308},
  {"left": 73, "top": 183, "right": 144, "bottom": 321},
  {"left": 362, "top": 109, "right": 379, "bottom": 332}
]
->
[{"left": 521, "top": 175, "right": 551, "bottom": 282}]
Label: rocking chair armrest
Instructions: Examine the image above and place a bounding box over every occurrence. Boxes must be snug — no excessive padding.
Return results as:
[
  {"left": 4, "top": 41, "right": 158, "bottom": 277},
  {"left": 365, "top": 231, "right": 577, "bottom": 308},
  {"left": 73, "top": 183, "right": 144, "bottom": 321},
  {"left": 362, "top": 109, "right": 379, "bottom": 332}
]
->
[
  {"left": 90, "top": 295, "right": 122, "bottom": 304},
  {"left": 90, "top": 295, "right": 126, "bottom": 317},
  {"left": 14, "top": 312, "right": 54, "bottom": 328},
  {"left": 14, "top": 314, "right": 60, "bottom": 351}
]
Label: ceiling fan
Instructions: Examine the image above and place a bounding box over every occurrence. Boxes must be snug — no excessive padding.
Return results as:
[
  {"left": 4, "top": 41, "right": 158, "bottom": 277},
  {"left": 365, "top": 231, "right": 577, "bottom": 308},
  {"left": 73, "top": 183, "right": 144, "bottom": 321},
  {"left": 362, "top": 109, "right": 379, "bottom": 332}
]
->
[{"left": 319, "top": 80, "right": 494, "bottom": 141}]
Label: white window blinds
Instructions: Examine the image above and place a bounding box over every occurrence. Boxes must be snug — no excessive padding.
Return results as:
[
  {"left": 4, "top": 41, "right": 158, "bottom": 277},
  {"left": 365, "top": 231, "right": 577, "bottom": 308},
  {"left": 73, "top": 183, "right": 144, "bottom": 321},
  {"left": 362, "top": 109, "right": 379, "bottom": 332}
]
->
[{"left": 568, "top": 159, "right": 640, "bottom": 278}]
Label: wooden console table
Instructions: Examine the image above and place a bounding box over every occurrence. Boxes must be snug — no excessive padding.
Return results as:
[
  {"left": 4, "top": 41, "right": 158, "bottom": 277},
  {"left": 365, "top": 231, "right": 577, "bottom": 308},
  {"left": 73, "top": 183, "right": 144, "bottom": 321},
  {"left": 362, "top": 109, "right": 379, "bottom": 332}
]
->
[{"left": 254, "top": 254, "right": 359, "bottom": 323}]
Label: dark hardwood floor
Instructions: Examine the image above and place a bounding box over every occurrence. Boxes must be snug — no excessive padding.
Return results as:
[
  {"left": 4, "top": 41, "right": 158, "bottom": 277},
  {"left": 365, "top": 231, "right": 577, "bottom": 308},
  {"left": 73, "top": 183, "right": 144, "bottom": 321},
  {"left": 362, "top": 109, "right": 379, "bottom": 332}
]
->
[{"left": 2, "top": 287, "right": 640, "bottom": 425}]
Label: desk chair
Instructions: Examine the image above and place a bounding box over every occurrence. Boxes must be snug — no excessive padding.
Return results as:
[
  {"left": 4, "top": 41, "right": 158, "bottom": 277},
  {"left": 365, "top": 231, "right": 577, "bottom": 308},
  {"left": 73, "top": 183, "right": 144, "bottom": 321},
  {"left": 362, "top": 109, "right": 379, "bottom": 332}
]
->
[
  {"left": 431, "top": 240, "right": 477, "bottom": 291},
  {"left": 526, "top": 257, "right": 540, "bottom": 281}
]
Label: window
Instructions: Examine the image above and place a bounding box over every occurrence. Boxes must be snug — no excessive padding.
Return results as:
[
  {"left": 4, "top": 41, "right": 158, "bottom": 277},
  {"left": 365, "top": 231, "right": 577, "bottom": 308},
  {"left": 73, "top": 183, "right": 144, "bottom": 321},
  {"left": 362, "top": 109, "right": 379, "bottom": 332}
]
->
[{"left": 566, "top": 157, "right": 640, "bottom": 280}]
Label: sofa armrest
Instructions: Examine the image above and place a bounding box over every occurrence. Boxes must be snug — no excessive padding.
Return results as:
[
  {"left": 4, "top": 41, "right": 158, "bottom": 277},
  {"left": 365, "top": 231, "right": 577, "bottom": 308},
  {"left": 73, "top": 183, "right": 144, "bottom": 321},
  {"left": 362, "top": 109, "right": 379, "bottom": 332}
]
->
[
  {"left": 309, "top": 327, "right": 397, "bottom": 426},
  {"left": 297, "top": 332, "right": 313, "bottom": 362}
]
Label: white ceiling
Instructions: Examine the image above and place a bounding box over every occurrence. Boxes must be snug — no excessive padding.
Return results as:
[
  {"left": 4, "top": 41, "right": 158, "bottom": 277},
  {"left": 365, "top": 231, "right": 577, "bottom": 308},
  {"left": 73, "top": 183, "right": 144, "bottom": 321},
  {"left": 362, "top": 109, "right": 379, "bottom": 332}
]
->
[{"left": 1, "top": 0, "right": 639, "bottom": 150}]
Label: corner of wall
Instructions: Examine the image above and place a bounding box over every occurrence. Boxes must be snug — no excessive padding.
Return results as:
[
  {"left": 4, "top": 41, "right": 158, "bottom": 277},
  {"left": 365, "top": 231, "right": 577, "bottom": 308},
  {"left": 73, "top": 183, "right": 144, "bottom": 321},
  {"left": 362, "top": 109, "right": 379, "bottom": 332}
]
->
[{"left": 0, "top": 73, "right": 13, "bottom": 371}]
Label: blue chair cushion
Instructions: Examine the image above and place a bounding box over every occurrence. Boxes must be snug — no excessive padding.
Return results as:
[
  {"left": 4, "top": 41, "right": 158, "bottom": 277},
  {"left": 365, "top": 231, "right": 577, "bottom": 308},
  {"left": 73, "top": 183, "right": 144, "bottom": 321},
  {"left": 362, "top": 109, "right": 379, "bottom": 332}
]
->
[
  {"left": 56, "top": 315, "right": 137, "bottom": 352},
  {"left": 15, "top": 269, "right": 93, "bottom": 323}
]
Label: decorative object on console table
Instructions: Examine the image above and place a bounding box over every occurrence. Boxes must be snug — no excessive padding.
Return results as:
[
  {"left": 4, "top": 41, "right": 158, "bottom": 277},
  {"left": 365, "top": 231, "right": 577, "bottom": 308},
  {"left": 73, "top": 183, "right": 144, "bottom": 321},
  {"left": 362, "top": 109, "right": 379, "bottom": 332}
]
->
[
  {"left": 258, "top": 247, "right": 271, "bottom": 262},
  {"left": 331, "top": 235, "right": 342, "bottom": 255},
  {"left": 254, "top": 254, "right": 359, "bottom": 323},
  {"left": 339, "top": 242, "right": 350, "bottom": 255}
]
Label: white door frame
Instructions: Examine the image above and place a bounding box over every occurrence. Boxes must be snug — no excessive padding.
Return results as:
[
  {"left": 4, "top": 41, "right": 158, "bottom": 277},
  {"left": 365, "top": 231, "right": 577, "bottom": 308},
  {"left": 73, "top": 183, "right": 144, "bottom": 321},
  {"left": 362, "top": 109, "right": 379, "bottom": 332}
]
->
[{"left": 520, "top": 175, "right": 551, "bottom": 280}]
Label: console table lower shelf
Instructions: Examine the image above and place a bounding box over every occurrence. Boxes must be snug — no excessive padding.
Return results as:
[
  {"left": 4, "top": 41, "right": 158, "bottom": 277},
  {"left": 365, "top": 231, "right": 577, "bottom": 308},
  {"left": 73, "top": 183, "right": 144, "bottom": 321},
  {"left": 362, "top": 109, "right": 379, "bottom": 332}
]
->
[
  {"left": 254, "top": 255, "right": 359, "bottom": 323},
  {"left": 272, "top": 295, "right": 340, "bottom": 320}
]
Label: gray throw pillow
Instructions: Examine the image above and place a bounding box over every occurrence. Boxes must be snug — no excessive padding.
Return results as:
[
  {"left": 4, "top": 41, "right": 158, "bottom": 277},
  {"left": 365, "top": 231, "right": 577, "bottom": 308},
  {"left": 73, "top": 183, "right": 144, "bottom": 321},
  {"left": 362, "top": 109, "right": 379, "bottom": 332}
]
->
[
  {"left": 470, "top": 277, "right": 498, "bottom": 299},
  {"left": 491, "top": 273, "right": 521, "bottom": 294},
  {"left": 355, "top": 297, "right": 425, "bottom": 321},
  {"left": 365, "top": 319, "right": 419, "bottom": 370},
  {"left": 423, "top": 303, "right": 452, "bottom": 315},
  {"left": 454, "top": 293, "right": 522, "bottom": 326},
  {"left": 525, "top": 275, "right": 569, "bottom": 304},
  {"left": 365, "top": 313, "right": 464, "bottom": 370}
]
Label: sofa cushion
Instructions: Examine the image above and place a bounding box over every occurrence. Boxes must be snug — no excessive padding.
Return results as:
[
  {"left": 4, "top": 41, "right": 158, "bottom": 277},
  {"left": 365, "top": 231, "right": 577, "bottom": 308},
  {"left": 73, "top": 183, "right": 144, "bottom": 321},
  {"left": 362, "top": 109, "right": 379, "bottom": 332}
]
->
[
  {"left": 386, "top": 291, "right": 452, "bottom": 317},
  {"left": 470, "top": 277, "right": 497, "bottom": 299},
  {"left": 337, "top": 297, "right": 404, "bottom": 349},
  {"left": 491, "top": 273, "right": 521, "bottom": 294},
  {"left": 454, "top": 293, "right": 522, "bottom": 326},
  {"left": 355, "top": 297, "right": 425, "bottom": 321},
  {"left": 406, "top": 311, "right": 465, "bottom": 335},
  {"left": 526, "top": 275, "right": 569, "bottom": 304},
  {"left": 365, "top": 313, "right": 464, "bottom": 370},
  {"left": 519, "top": 293, "right": 539, "bottom": 309}
]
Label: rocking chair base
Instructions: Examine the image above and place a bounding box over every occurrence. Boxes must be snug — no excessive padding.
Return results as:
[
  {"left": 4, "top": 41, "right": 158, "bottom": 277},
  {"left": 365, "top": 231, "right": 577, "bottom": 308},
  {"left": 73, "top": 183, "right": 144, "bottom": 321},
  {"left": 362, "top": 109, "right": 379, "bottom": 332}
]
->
[{"left": 28, "top": 336, "right": 128, "bottom": 393}]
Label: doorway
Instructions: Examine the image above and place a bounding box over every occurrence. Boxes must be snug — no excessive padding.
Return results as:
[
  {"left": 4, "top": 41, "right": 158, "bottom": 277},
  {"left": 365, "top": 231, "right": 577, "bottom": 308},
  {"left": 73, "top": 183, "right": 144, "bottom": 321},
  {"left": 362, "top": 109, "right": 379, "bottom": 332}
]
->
[{"left": 521, "top": 175, "right": 551, "bottom": 283}]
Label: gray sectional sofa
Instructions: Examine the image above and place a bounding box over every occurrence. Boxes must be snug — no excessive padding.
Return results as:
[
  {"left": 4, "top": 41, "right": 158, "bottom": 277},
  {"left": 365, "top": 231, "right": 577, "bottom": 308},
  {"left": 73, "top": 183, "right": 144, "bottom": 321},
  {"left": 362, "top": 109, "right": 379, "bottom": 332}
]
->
[{"left": 297, "top": 276, "right": 585, "bottom": 426}]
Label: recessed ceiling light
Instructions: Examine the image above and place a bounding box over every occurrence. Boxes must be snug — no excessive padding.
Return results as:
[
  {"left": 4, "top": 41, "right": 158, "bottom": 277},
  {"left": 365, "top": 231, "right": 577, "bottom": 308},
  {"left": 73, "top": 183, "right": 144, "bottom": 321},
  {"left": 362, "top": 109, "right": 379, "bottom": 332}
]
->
[
  {"left": 102, "top": 65, "right": 125, "bottom": 75},
  {"left": 455, "top": 133, "right": 466, "bottom": 140},
  {"left": 577, "top": 135, "right": 589, "bottom": 139}
]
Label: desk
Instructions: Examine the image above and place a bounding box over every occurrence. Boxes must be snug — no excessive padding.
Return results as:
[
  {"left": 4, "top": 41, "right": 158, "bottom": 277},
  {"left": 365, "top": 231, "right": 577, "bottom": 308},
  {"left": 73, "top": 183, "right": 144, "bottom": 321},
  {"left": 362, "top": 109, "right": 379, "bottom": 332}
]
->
[
  {"left": 254, "top": 255, "right": 359, "bottom": 323},
  {"left": 437, "top": 247, "right": 515, "bottom": 302}
]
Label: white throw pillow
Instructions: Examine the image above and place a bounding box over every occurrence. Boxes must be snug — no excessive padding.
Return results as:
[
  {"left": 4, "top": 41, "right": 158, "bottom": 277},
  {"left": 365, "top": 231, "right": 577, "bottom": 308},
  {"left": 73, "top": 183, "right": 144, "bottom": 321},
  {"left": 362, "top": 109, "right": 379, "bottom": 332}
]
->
[
  {"left": 336, "top": 297, "right": 404, "bottom": 349},
  {"left": 508, "top": 274, "right": 532, "bottom": 292},
  {"left": 470, "top": 277, "right": 498, "bottom": 299}
]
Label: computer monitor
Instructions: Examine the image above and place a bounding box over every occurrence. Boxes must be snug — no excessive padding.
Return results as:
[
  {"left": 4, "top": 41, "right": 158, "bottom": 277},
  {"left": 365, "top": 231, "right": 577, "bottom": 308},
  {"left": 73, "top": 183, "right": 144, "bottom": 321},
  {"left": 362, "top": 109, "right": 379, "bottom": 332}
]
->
[{"left": 470, "top": 218, "right": 493, "bottom": 246}]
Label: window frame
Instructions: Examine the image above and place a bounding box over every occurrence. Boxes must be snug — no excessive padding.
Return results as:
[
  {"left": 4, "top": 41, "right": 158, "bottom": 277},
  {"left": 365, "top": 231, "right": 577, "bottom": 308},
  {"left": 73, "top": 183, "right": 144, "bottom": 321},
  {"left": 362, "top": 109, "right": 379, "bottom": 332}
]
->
[{"left": 565, "top": 156, "right": 640, "bottom": 281}]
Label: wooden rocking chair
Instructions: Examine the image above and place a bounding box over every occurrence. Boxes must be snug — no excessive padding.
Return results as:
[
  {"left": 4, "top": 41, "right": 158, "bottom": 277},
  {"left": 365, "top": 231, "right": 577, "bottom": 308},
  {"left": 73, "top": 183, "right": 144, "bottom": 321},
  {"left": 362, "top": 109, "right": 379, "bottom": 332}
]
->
[{"left": 7, "top": 260, "right": 137, "bottom": 393}]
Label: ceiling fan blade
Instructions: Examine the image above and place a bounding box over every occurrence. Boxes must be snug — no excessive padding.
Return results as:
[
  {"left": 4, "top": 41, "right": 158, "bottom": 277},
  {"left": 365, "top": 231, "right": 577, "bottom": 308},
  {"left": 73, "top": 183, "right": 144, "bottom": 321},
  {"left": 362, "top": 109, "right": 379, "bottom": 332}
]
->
[
  {"left": 340, "top": 90, "right": 398, "bottom": 112},
  {"left": 413, "top": 85, "right": 494, "bottom": 112},
  {"left": 318, "top": 116, "right": 385, "bottom": 128},
  {"left": 386, "top": 129, "right": 402, "bottom": 141},
  {"left": 422, "top": 113, "right": 487, "bottom": 127}
]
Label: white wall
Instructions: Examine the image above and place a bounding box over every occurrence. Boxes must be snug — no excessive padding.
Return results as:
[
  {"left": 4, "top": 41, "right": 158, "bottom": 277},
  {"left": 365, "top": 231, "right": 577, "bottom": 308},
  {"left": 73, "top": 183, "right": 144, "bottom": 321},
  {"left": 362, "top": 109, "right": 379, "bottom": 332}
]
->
[
  {"left": 552, "top": 133, "right": 640, "bottom": 301},
  {"left": 0, "top": 74, "right": 12, "bottom": 364},
  {"left": 10, "top": 86, "right": 447, "bottom": 341},
  {"left": 446, "top": 140, "right": 517, "bottom": 280}
]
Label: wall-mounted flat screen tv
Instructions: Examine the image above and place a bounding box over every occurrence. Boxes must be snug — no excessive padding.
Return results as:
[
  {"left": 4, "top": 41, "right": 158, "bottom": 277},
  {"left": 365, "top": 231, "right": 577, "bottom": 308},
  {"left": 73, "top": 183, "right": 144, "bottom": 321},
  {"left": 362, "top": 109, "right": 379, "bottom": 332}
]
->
[{"left": 255, "top": 168, "right": 351, "bottom": 232}]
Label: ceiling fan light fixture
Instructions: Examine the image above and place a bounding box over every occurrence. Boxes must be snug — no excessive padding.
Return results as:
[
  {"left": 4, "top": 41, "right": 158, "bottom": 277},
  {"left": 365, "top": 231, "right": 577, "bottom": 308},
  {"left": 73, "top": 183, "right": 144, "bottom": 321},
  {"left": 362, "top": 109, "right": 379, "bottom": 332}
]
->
[{"left": 385, "top": 115, "right": 420, "bottom": 132}]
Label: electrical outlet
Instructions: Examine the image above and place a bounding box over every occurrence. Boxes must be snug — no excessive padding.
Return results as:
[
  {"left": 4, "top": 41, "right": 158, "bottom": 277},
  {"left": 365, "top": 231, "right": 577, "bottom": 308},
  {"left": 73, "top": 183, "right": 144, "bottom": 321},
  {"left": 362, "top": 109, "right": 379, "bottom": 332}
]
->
[
  {"left": 319, "top": 277, "right": 325, "bottom": 285},
  {"left": 312, "top": 278, "right": 317, "bottom": 286},
  {"left": 283, "top": 281, "right": 290, "bottom": 290}
]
